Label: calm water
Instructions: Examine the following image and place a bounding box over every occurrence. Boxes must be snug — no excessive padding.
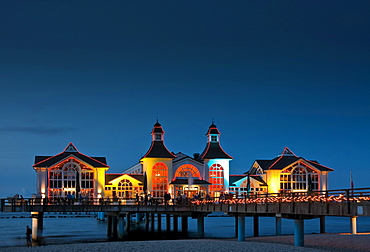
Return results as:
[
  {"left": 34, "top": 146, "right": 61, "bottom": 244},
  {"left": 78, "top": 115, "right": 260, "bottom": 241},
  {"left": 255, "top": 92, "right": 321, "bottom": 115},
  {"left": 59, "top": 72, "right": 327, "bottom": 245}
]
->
[{"left": 1, "top": 212, "right": 370, "bottom": 248}]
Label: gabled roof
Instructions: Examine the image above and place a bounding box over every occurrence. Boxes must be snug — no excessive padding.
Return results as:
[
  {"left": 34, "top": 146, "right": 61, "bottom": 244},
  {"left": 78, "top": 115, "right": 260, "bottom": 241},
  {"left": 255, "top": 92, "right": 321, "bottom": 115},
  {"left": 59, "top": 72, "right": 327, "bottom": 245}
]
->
[
  {"left": 170, "top": 179, "right": 211, "bottom": 185},
  {"left": 142, "top": 141, "right": 176, "bottom": 158},
  {"left": 229, "top": 175, "right": 247, "bottom": 185},
  {"left": 172, "top": 152, "right": 204, "bottom": 165},
  {"left": 33, "top": 143, "right": 109, "bottom": 168},
  {"left": 250, "top": 175, "right": 268, "bottom": 186},
  {"left": 254, "top": 147, "right": 333, "bottom": 172},
  {"left": 105, "top": 173, "right": 144, "bottom": 185},
  {"left": 229, "top": 174, "right": 268, "bottom": 187},
  {"left": 200, "top": 142, "right": 233, "bottom": 159}
]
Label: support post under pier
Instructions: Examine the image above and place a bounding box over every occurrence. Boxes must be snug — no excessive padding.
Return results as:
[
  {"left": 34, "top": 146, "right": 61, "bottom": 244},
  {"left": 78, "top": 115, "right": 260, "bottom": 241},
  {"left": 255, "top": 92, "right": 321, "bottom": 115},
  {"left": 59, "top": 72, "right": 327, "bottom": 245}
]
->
[
  {"left": 350, "top": 216, "right": 357, "bottom": 235},
  {"left": 112, "top": 216, "right": 118, "bottom": 240},
  {"left": 166, "top": 214, "right": 171, "bottom": 232},
  {"left": 181, "top": 216, "right": 188, "bottom": 233},
  {"left": 197, "top": 216, "right": 204, "bottom": 239},
  {"left": 157, "top": 214, "right": 162, "bottom": 232},
  {"left": 276, "top": 217, "right": 282, "bottom": 236},
  {"left": 107, "top": 215, "right": 112, "bottom": 238},
  {"left": 31, "top": 212, "right": 43, "bottom": 244},
  {"left": 294, "top": 219, "right": 304, "bottom": 247},
  {"left": 118, "top": 216, "right": 125, "bottom": 239},
  {"left": 173, "top": 215, "right": 178, "bottom": 233},
  {"left": 237, "top": 216, "right": 245, "bottom": 242},
  {"left": 151, "top": 213, "right": 155, "bottom": 232},
  {"left": 253, "top": 216, "right": 259, "bottom": 237},
  {"left": 320, "top": 216, "right": 326, "bottom": 234}
]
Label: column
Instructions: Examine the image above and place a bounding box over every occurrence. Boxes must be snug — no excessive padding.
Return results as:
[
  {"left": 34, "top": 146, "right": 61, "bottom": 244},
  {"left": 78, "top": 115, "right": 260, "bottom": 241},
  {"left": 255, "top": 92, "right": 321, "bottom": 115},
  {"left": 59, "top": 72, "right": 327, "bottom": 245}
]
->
[
  {"left": 253, "top": 216, "right": 259, "bottom": 237},
  {"left": 181, "top": 216, "right": 188, "bottom": 233},
  {"left": 166, "top": 214, "right": 171, "bottom": 232},
  {"left": 197, "top": 216, "right": 204, "bottom": 239},
  {"left": 235, "top": 215, "right": 238, "bottom": 238},
  {"left": 151, "top": 213, "right": 155, "bottom": 232},
  {"left": 112, "top": 216, "right": 118, "bottom": 240},
  {"left": 136, "top": 213, "right": 142, "bottom": 223},
  {"left": 173, "top": 215, "right": 178, "bottom": 233},
  {"left": 276, "top": 217, "right": 282, "bottom": 236},
  {"left": 237, "top": 216, "right": 245, "bottom": 242},
  {"left": 294, "top": 219, "right": 304, "bottom": 247},
  {"left": 157, "top": 214, "right": 162, "bottom": 232},
  {"left": 126, "top": 213, "right": 131, "bottom": 232},
  {"left": 118, "top": 216, "right": 125, "bottom": 239},
  {"left": 145, "top": 213, "right": 150, "bottom": 231},
  {"left": 107, "top": 215, "right": 112, "bottom": 238},
  {"left": 320, "top": 216, "right": 326, "bottom": 234},
  {"left": 350, "top": 216, "right": 357, "bottom": 234},
  {"left": 31, "top": 212, "right": 43, "bottom": 243}
]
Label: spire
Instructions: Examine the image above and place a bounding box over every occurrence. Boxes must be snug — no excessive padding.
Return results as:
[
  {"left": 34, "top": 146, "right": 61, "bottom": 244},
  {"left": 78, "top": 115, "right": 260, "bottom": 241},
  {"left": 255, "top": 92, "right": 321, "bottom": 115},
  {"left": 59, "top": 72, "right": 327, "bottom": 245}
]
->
[
  {"left": 151, "top": 120, "right": 164, "bottom": 141},
  {"left": 206, "top": 120, "right": 221, "bottom": 141}
]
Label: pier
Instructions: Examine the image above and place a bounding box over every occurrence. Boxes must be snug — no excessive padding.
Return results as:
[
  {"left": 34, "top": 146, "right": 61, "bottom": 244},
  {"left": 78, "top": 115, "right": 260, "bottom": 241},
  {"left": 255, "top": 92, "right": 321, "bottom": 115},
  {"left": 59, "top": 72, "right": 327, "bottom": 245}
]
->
[{"left": 2, "top": 187, "right": 370, "bottom": 247}]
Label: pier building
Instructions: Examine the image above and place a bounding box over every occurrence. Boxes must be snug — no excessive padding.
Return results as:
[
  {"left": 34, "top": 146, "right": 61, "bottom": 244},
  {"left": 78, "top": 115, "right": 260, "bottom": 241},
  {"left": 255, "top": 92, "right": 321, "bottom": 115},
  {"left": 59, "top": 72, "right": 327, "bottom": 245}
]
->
[{"left": 32, "top": 121, "right": 333, "bottom": 201}]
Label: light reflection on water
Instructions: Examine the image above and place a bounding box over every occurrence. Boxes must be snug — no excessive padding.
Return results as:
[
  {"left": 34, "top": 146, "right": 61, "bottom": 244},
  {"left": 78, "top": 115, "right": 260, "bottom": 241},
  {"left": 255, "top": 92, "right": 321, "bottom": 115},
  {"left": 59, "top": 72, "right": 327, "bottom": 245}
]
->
[{"left": 1, "top": 212, "right": 370, "bottom": 248}]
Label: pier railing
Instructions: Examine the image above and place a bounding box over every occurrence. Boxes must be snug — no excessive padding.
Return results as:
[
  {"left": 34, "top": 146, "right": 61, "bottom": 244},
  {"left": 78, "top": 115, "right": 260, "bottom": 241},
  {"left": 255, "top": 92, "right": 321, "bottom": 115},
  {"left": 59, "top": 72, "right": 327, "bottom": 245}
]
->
[{"left": 2, "top": 187, "right": 370, "bottom": 216}]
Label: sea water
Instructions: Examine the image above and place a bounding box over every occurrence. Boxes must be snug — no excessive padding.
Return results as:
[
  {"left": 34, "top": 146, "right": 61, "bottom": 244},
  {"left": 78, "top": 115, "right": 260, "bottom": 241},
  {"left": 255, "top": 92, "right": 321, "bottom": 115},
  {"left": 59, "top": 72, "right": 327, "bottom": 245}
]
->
[{"left": 1, "top": 212, "right": 370, "bottom": 248}]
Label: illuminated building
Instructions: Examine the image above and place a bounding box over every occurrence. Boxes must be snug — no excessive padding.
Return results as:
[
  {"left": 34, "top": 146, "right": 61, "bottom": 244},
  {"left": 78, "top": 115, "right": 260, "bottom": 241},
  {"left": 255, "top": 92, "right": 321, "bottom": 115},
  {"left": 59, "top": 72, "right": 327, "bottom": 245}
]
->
[
  {"left": 33, "top": 143, "right": 109, "bottom": 200},
  {"left": 32, "top": 122, "right": 333, "bottom": 201},
  {"left": 119, "top": 121, "right": 233, "bottom": 198},
  {"left": 229, "top": 147, "right": 334, "bottom": 195}
]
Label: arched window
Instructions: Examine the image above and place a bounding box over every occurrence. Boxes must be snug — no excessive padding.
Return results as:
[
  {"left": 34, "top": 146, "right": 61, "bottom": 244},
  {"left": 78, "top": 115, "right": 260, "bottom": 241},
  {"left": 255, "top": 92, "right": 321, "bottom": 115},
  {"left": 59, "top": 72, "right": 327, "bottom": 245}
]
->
[
  {"left": 279, "top": 162, "right": 319, "bottom": 192},
  {"left": 117, "top": 179, "right": 134, "bottom": 198},
  {"left": 174, "top": 164, "right": 200, "bottom": 179},
  {"left": 209, "top": 163, "right": 224, "bottom": 194},
  {"left": 152, "top": 162, "right": 168, "bottom": 198},
  {"left": 63, "top": 162, "right": 79, "bottom": 189},
  {"left": 292, "top": 167, "right": 307, "bottom": 190}
]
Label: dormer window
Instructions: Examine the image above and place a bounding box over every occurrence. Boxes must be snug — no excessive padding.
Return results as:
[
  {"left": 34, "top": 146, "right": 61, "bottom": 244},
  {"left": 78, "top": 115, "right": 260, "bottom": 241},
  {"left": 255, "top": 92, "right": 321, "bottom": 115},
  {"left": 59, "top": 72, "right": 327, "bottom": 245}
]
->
[{"left": 211, "top": 135, "right": 218, "bottom": 142}]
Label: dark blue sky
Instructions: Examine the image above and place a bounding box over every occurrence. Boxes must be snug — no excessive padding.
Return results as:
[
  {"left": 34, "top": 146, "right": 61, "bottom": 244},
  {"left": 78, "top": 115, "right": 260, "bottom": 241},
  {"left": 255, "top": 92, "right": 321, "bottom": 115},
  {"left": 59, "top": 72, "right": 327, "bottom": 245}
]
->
[{"left": 1, "top": 1, "right": 369, "bottom": 197}]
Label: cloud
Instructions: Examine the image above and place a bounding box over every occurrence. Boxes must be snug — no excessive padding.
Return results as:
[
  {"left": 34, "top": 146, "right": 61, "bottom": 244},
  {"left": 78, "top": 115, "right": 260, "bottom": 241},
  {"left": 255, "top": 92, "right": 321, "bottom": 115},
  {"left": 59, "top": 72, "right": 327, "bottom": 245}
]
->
[{"left": 0, "top": 125, "right": 76, "bottom": 136}]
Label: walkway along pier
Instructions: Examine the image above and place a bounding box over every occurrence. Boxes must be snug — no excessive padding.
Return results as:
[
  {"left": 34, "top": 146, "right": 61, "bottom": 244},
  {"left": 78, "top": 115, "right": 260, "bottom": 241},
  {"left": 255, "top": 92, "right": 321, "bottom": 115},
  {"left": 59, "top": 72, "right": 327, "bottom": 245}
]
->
[{"left": 2, "top": 187, "right": 370, "bottom": 247}]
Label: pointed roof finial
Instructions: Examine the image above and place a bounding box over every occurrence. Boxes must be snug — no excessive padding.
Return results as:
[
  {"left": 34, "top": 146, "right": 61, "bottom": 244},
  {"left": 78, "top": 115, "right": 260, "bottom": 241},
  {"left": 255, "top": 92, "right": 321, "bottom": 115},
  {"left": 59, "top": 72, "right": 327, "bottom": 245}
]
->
[
  {"left": 64, "top": 142, "right": 78, "bottom": 153},
  {"left": 280, "top": 147, "right": 296, "bottom": 157}
]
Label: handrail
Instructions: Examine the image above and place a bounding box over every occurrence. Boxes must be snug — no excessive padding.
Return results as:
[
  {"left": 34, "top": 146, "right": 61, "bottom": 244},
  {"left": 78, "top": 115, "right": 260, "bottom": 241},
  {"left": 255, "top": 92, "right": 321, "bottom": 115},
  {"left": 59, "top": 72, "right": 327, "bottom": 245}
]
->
[{"left": 2, "top": 187, "right": 370, "bottom": 210}]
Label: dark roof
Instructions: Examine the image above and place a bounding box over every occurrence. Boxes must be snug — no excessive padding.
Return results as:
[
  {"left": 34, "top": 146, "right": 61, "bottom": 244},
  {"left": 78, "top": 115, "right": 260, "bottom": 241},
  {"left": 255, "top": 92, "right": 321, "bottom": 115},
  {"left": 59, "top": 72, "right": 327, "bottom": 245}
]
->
[
  {"left": 250, "top": 175, "right": 268, "bottom": 186},
  {"left": 152, "top": 121, "right": 164, "bottom": 133},
  {"left": 172, "top": 152, "right": 204, "bottom": 165},
  {"left": 105, "top": 174, "right": 122, "bottom": 183},
  {"left": 33, "top": 152, "right": 108, "bottom": 168},
  {"left": 142, "top": 141, "right": 176, "bottom": 158},
  {"left": 206, "top": 123, "right": 220, "bottom": 135},
  {"left": 229, "top": 175, "right": 247, "bottom": 185},
  {"left": 170, "top": 179, "right": 211, "bottom": 185},
  {"left": 200, "top": 142, "right": 233, "bottom": 159},
  {"left": 254, "top": 148, "right": 333, "bottom": 172},
  {"left": 229, "top": 175, "right": 267, "bottom": 186}
]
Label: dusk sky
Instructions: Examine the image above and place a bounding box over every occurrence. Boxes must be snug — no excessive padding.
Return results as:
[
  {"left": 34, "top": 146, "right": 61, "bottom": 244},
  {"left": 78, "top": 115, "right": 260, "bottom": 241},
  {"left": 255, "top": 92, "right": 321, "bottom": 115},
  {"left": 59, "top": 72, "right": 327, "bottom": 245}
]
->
[{"left": 1, "top": 1, "right": 369, "bottom": 197}]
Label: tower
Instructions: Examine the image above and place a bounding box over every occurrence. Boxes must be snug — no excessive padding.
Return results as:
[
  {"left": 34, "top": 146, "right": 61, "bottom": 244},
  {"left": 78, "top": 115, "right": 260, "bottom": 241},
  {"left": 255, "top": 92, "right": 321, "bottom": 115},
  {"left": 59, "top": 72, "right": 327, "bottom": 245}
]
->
[
  {"left": 200, "top": 122, "right": 233, "bottom": 197},
  {"left": 140, "top": 121, "right": 176, "bottom": 198}
]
